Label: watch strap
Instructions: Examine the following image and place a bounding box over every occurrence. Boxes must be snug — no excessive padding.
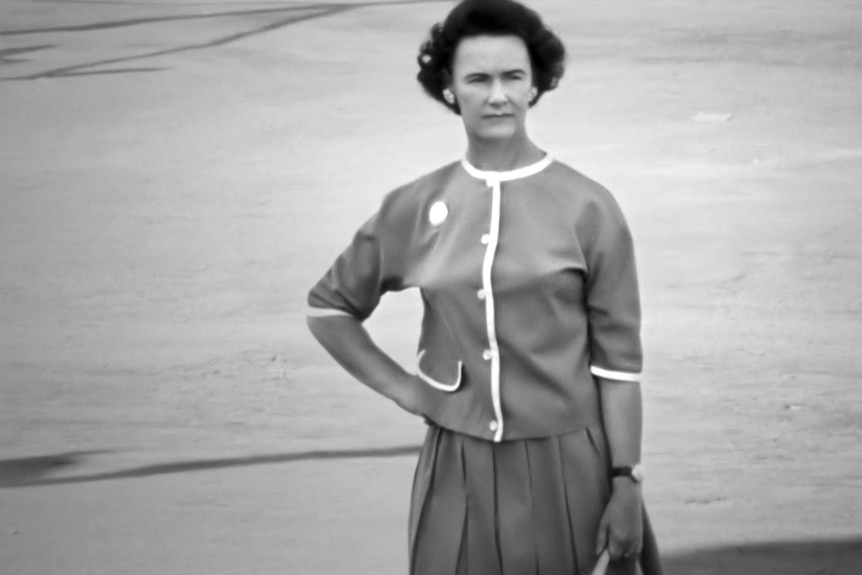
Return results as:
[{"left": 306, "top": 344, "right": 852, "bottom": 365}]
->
[{"left": 611, "top": 464, "right": 643, "bottom": 484}]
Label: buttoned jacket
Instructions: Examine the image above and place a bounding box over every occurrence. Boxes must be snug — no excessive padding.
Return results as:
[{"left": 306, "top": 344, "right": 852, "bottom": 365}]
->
[{"left": 308, "top": 156, "right": 642, "bottom": 442}]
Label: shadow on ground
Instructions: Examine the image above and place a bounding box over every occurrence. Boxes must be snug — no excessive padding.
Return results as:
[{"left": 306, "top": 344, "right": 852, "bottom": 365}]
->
[
  {"left": 2, "top": 451, "right": 860, "bottom": 573},
  {"left": 0, "top": 446, "right": 422, "bottom": 487},
  {"left": 663, "top": 538, "right": 862, "bottom": 575},
  {"left": 0, "top": 450, "right": 111, "bottom": 487}
]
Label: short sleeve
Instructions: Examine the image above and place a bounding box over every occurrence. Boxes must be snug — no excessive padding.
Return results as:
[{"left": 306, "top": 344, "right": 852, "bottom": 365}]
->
[
  {"left": 583, "top": 196, "right": 643, "bottom": 382},
  {"left": 307, "top": 194, "right": 410, "bottom": 322}
]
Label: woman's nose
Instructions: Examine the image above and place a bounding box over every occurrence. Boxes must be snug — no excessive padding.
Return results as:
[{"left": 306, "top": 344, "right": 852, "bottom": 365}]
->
[{"left": 488, "top": 80, "right": 507, "bottom": 104}]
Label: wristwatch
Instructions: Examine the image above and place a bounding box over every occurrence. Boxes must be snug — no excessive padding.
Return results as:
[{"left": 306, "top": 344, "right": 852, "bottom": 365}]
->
[{"left": 611, "top": 463, "right": 644, "bottom": 485}]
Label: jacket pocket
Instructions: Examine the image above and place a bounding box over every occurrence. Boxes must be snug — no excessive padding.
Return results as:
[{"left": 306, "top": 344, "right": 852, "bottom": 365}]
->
[{"left": 415, "top": 349, "right": 463, "bottom": 392}]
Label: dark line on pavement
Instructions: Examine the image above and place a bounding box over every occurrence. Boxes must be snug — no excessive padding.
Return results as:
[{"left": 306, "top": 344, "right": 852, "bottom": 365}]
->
[
  {"left": 2, "top": 5, "right": 352, "bottom": 80},
  {"left": 0, "top": 445, "right": 422, "bottom": 488},
  {"left": 0, "top": 0, "right": 452, "bottom": 82},
  {"left": 21, "top": 0, "right": 313, "bottom": 6},
  {"left": 57, "top": 67, "right": 166, "bottom": 76},
  {"left": 0, "top": 450, "right": 113, "bottom": 486},
  {"left": 1, "top": 0, "right": 449, "bottom": 36},
  {"left": 0, "top": 5, "right": 341, "bottom": 36},
  {"left": 0, "top": 44, "right": 54, "bottom": 64}
]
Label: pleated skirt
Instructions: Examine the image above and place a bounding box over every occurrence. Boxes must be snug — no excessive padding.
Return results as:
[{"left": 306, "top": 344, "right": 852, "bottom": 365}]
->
[{"left": 409, "top": 424, "right": 653, "bottom": 575}]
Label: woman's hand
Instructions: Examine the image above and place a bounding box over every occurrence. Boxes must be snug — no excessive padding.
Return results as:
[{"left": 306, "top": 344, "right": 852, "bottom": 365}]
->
[
  {"left": 595, "top": 379, "right": 644, "bottom": 562},
  {"left": 595, "top": 479, "right": 643, "bottom": 562},
  {"left": 307, "top": 315, "right": 427, "bottom": 419}
]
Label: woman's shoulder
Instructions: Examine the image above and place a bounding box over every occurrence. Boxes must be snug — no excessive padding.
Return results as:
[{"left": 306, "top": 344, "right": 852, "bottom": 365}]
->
[
  {"left": 545, "top": 159, "right": 631, "bottom": 225},
  {"left": 379, "top": 161, "right": 462, "bottom": 213},
  {"left": 389, "top": 161, "right": 461, "bottom": 196},
  {"left": 546, "top": 159, "right": 616, "bottom": 203}
]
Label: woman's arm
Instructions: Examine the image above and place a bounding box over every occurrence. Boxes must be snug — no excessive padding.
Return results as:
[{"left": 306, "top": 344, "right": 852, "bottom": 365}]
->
[
  {"left": 600, "top": 379, "right": 642, "bottom": 470},
  {"left": 307, "top": 314, "right": 422, "bottom": 415},
  {"left": 595, "top": 379, "right": 644, "bottom": 562}
]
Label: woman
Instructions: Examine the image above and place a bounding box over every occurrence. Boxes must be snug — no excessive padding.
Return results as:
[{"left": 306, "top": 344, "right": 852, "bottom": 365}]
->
[{"left": 307, "top": 1, "right": 664, "bottom": 574}]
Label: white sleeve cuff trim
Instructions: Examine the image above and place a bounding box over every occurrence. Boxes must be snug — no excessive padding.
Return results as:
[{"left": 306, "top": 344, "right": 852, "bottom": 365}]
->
[
  {"left": 306, "top": 307, "right": 354, "bottom": 318},
  {"left": 590, "top": 366, "right": 641, "bottom": 382}
]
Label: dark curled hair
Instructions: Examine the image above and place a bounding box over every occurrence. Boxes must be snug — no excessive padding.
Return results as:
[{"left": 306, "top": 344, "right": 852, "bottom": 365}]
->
[{"left": 416, "top": 0, "right": 566, "bottom": 114}]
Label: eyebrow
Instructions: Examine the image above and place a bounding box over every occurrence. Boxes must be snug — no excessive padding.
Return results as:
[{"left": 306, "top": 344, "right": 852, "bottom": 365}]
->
[{"left": 462, "top": 68, "right": 528, "bottom": 79}]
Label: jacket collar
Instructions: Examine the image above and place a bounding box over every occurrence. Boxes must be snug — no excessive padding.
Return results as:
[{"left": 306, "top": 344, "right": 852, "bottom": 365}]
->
[{"left": 461, "top": 154, "right": 554, "bottom": 183}]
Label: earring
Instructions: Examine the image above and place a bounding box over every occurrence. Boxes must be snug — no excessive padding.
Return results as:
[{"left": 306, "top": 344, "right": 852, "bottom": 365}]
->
[{"left": 443, "top": 89, "right": 455, "bottom": 104}]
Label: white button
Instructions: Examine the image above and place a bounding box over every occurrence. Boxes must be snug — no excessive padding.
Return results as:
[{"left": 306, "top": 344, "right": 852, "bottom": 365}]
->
[
  {"left": 480, "top": 234, "right": 490, "bottom": 245},
  {"left": 477, "top": 289, "right": 486, "bottom": 300},
  {"left": 489, "top": 420, "right": 499, "bottom": 432},
  {"left": 482, "top": 349, "right": 492, "bottom": 361},
  {"left": 428, "top": 201, "right": 448, "bottom": 226}
]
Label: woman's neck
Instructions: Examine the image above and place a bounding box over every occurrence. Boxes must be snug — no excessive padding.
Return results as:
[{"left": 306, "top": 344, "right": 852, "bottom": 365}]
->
[{"left": 465, "top": 134, "right": 544, "bottom": 172}]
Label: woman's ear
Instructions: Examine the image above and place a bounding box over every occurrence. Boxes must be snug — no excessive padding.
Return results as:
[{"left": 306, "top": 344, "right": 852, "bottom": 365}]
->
[{"left": 442, "top": 70, "right": 456, "bottom": 105}]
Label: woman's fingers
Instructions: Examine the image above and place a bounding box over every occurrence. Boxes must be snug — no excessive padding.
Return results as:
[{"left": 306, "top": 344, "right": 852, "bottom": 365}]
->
[
  {"left": 594, "top": 516, "right": 609, "bottom": 556},
  {"left": 599, "top": 488, "right": 643, "bottom": 561},
  {"left": 607, "top": 532, "right": 627, "bottom": 561},
  {"left": 607, "top": 527, "right": 641, "bottom": 561},
  {"left": 621, "top": 540, "right": 641, "bottom": 558}
]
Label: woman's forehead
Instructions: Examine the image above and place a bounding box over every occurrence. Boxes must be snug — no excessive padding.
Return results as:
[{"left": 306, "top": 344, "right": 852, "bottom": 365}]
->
[{"left": 452, "top": 35, "right": 531, "bottom": 74}]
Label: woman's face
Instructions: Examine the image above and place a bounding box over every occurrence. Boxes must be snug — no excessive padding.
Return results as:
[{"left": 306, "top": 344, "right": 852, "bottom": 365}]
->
[{"left": 448, "top": 35, "right": 535, "bottom": 143}]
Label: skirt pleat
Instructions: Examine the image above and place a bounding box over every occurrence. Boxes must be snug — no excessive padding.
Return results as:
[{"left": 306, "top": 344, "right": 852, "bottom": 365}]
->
[
  {"left": 408, "top": 426, "right": 439, "bottom": 567},
  {"left": 527, "top": 437, "right": 577, "bottom": 574},
  {"left": 410, "top": 426, "right": 467, "bottom": 575},
  {"left": 461, "top": 431, "right": 503, "bottom": 575},
  {"left": 409, "top": 424, "right": 651, "bottom": 575},
  {"left": 495, "top": 441, "right": 537, "bottom": 575}
]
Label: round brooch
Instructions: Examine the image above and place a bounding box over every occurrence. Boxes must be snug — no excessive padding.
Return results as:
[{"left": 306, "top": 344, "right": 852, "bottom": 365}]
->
[{"left": 428, "top": 201, "right": 448, "bottom": 226}]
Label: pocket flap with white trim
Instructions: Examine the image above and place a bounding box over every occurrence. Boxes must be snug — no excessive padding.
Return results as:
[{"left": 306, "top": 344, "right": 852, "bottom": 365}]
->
[{"left": 416, "top": 349, "right": 463, "bottom": 392}]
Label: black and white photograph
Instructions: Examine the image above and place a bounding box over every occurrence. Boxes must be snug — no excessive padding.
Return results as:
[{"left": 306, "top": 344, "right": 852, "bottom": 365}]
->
[{"left": 1, "top": 0, "right": 860, "bottom": 573}]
